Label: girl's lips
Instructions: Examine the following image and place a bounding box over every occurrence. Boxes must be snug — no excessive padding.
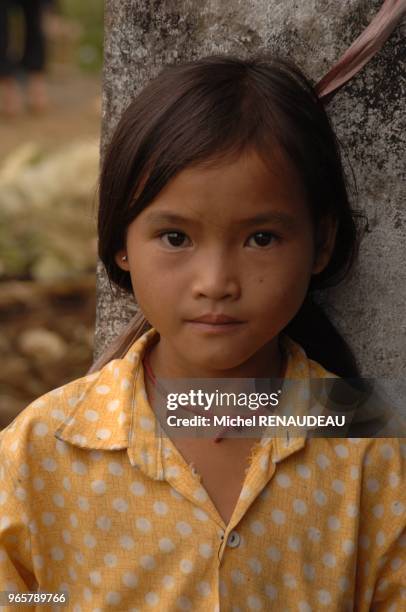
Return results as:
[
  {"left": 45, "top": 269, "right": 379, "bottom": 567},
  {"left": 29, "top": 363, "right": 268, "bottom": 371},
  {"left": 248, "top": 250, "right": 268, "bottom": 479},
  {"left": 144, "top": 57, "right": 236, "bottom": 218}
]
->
[
  {"left": 185, "top": 318, "right": 246, "bottom": 334},
  {"left": 189, "top": 314, "right": 243, "bottom": 324}
]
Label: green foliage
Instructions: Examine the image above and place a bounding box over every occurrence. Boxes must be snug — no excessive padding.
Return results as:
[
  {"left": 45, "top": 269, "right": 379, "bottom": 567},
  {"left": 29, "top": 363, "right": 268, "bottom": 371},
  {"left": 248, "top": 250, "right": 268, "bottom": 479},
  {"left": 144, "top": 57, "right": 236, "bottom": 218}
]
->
[
  {"left": 0, "top": 142, "right": 99, "bottom": 281},
  {"left": 59, "top": 0, "right": 104, "bottom": 72}
]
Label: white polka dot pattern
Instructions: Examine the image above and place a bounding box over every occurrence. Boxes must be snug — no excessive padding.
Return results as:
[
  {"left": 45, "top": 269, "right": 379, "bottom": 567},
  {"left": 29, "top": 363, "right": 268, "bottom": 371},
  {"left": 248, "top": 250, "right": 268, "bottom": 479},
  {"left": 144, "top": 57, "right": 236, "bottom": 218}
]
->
[{"left": 0, "top": 328, "right": 403, "bottom": 611}]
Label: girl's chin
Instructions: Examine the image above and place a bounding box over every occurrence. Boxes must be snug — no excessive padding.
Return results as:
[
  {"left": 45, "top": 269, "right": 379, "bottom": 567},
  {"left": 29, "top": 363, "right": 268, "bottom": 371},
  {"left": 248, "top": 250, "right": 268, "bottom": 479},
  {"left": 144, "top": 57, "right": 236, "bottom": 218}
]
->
[
  {"left": 186, "top": 351, "right": 255, "bottom": 376},
  {"left": 158, "top": 328, "right": 271, "bottom": 375}
]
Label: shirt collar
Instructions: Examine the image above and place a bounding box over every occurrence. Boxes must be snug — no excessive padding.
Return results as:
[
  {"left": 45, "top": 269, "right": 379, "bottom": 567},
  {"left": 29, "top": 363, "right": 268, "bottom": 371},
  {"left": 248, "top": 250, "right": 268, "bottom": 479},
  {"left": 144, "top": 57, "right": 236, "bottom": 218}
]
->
[
  {"left": 54, "top": 328, "right": 330, "bottom": 476},
  {"left": 54, "top": 328, "right": 157, "bottom": 452}
]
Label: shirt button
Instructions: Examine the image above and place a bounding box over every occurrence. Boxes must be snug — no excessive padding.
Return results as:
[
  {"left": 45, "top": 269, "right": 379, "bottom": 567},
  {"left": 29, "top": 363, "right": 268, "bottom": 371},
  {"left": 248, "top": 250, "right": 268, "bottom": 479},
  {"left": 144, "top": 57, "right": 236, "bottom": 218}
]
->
[{"left": 227, "top": 530, "right": 241, "bottom": 548}]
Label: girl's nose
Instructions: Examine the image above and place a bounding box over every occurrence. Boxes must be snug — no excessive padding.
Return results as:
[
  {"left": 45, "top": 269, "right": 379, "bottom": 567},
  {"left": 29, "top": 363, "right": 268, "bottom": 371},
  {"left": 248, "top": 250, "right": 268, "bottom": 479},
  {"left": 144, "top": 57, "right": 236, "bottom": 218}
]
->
[{"left": 191, "top": 251, "right": 241, "bottom": 301}]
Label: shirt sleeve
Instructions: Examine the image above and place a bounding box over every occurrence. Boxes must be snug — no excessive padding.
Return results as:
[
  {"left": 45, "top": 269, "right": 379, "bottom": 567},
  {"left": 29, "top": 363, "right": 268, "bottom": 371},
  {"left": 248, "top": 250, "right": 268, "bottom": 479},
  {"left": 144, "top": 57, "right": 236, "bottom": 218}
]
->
[
  {"left": 357, "top": 439, "right": 406, "bottom": 611},
  {"left": 370, "top": 527, "right": 406, "bottom": 610},
  {"left": 0, "top": 430, "right": 38, "bottom": 601}
]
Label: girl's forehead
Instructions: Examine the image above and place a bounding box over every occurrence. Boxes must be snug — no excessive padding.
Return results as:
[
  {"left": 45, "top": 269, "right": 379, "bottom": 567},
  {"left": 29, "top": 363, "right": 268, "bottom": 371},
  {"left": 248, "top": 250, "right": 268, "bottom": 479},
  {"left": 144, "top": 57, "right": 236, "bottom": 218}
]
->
[
  {"left": 134, "top": 148, "right": 309, "bottom": 231},
  {"left": 151, "top": 148, "right": 305, "bottom": 207}
]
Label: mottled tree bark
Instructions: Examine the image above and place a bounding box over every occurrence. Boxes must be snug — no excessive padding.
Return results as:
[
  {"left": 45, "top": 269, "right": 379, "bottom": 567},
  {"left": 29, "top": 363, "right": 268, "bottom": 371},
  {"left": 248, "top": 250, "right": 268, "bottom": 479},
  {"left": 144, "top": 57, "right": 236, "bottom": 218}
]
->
[{"left": 97, "top": 0, "right": 405, "bottom": 377}]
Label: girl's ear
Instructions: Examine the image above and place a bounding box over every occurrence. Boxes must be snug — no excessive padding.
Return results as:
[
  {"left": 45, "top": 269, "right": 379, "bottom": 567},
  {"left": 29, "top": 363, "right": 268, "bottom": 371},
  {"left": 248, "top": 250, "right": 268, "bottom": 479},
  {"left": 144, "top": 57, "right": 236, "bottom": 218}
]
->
[
  {"left": 312, "top": 216, "right": 338, "bottom": 275},
  {"left": 115, "top": 249, "right": 130, "bottom": 271}
]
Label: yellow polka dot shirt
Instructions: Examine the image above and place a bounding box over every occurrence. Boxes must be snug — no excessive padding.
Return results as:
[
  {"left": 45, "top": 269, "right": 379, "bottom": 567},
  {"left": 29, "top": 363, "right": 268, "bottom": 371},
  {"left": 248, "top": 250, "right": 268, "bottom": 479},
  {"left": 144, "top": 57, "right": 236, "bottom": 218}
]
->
[{"left": 0, "top": 328, "right": 405, "bottom": 611}]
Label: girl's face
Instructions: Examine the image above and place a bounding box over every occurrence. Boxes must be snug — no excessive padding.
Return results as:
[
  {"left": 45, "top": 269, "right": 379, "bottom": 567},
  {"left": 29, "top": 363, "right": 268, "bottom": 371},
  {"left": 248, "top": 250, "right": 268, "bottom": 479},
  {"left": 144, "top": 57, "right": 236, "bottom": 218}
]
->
[{"left": 116, "top": 148, "right": 336, "bottom": 377}]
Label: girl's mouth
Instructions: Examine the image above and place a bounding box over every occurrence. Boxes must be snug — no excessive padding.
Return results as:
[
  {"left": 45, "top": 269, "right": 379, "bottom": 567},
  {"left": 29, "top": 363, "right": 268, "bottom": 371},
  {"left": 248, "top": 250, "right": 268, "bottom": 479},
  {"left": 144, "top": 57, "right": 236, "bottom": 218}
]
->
[{"left": 185, "top": 314, "right": 246, "bottom": 333}]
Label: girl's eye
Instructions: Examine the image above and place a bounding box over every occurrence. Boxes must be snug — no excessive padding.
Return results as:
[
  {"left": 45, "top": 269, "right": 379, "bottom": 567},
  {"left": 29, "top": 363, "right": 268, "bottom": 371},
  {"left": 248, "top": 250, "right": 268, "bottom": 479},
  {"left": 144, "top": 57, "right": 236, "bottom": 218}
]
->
[
  {"left": 160, "top": 231, "right": 191, "bottom": 248},
  {"left": 246, "top": 232, "right": 277, "bottom": 248}
]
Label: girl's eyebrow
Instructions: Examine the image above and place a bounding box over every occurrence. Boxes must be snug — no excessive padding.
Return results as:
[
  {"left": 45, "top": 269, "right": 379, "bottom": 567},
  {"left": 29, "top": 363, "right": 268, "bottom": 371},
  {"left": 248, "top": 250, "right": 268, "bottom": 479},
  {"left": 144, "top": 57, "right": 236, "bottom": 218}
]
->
[
  {"left": 143, "top": 210, "right": 297, "bottom": 230},
  {"left": 237, "top": 212, "right": 298, "bottom": 230},
  {"left": 143, "top": 211, "right": 198, "bottom": 225}
]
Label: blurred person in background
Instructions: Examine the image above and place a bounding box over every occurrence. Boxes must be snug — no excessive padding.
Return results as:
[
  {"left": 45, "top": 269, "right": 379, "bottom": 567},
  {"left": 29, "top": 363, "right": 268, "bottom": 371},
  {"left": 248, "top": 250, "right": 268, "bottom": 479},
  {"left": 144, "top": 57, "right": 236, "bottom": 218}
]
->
[{"left": 0, "top": 0, "right": 55, "bottom": 116}]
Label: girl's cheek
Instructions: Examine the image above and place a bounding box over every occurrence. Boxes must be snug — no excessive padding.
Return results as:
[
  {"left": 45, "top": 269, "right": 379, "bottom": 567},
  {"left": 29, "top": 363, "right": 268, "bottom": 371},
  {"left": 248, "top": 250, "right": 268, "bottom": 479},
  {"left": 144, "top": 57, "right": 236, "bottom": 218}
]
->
[{"left": 259, "top": 274, "right": 308, "bottom": 302}]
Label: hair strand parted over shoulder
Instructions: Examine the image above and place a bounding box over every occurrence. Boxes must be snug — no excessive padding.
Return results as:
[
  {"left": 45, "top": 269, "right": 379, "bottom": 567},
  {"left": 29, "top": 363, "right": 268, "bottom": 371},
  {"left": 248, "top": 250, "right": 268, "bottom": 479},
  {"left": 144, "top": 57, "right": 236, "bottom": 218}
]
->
[{"left": 92, "top": 53, "right": 366, "bottom": 377}]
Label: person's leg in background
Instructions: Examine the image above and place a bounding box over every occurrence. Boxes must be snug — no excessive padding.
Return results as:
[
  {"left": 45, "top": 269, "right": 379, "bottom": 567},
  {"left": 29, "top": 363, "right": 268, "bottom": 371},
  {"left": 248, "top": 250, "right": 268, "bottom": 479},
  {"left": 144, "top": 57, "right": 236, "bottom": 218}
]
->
[
  {"left": 0, "top": 0, "right": 24, "bottom": 116},
  {"left": 20, "top": 0, "right": 49, "bottom": 112}
]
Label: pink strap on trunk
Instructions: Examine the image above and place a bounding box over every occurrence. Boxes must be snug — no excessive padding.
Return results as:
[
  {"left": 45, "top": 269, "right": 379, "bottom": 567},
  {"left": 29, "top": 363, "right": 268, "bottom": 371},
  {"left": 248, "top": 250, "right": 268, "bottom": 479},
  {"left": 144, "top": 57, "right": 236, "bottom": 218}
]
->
[{"left": 316, "top": 0, "right": 406, "bottom": 100}]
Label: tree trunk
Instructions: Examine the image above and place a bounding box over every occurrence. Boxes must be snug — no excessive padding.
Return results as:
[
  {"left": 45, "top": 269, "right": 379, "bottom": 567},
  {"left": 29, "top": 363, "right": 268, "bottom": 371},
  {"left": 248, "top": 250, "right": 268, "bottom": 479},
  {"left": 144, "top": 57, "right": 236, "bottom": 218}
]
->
[{"left": 96, "top": 0, "right": 405, "bottom": 377}]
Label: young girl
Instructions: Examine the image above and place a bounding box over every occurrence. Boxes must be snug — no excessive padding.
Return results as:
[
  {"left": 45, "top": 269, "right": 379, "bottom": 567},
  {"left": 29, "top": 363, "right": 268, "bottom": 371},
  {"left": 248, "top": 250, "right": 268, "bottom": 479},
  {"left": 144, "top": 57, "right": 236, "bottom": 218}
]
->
[{"left": 0, "top": 54, "right": 404, "bottom": 612}]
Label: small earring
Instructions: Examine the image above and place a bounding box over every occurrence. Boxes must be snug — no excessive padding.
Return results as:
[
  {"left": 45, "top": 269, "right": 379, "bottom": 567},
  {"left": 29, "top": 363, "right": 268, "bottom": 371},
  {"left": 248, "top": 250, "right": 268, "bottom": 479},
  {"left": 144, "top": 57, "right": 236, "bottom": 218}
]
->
[{"left": 121, "top": 255, "right": 128, "bottom": 262}]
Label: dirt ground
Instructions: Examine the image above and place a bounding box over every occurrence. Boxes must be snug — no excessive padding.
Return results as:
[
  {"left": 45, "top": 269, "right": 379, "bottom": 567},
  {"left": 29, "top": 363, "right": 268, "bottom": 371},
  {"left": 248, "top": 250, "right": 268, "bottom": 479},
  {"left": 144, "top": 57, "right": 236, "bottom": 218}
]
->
[
  {"left": 0, "top": 66, "right": 102, "bottom": 428},
  {"left": 0, "top": 275, "right": 96, "bottom": 429},
  {"left": 0, "top": 66, "right": 102, "bottom": 163}
]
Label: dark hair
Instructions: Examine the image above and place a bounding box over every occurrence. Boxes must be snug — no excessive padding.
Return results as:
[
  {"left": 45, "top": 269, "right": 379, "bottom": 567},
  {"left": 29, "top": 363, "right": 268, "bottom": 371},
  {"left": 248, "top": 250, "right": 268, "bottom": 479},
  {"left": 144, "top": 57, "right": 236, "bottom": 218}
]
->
[{"left": 95, "top": 53, "right": 366, "bottom": 377}]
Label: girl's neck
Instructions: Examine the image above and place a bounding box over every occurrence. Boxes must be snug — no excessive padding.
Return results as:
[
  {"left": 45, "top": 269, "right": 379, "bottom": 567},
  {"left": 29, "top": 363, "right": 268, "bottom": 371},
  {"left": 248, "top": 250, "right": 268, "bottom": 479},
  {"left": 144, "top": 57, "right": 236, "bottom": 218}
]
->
[{"left": 146, "top": 334, "right": 284, "bottom": 380}]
